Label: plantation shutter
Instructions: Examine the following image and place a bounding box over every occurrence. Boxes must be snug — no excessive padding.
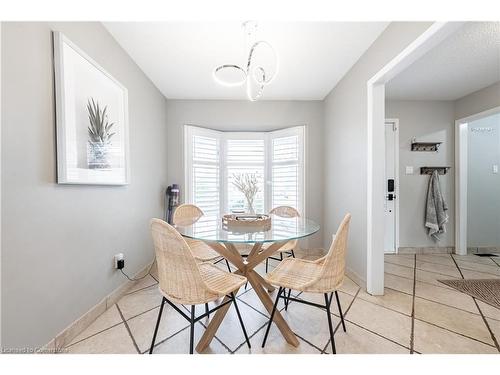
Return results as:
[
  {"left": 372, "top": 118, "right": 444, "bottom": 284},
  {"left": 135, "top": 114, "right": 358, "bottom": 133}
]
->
[
  {"left": 185, "top": 126, "right": 221, "bottom": 216},
  {"left": 225, "top": 137, "right": 266, "bottom": 213},
  {"left": 270, "top": 127, "right": 305, "bottom": 214}
]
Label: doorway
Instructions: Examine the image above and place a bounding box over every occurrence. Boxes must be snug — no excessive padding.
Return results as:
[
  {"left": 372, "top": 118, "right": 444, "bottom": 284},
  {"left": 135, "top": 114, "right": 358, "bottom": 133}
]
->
[
  {"left": 384, "top": 119, "right": 399, "bottom": 254},
  {"left": 455, "top": 106, "right": 500, "bottom": 255}
]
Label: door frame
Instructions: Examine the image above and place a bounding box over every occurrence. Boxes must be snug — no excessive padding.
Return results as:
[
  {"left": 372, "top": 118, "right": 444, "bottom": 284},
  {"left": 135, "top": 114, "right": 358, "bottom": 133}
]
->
[
  {"left": 385, "top": 118, "right": 400, "bottom": 254},
  {"left": 366, "top": 22, "right": 465, "bottom": 295},
  {"left": 455, "top": 105, "right": 500, "bottom": 255}
]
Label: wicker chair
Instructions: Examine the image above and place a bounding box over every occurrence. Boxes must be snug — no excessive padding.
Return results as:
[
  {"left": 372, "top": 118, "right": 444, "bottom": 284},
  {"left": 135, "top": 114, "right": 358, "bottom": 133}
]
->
[
  {"left": 149, "top": 219, "right": 250, "bottom": 354},
  {"left": 172, "top": 204, "right": 229, "bottom": 265},
  {"left": 261, "top": 213, "right": 351, "bottom": 354},
  {"left": 263, "top": 206, "right": 300, "bottom": 273}
]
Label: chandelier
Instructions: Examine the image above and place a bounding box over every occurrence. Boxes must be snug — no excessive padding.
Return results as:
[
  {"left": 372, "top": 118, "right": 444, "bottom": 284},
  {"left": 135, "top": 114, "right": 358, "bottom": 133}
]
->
[{"left": 213, "top": 21, "right": 278, "bottom": 101}]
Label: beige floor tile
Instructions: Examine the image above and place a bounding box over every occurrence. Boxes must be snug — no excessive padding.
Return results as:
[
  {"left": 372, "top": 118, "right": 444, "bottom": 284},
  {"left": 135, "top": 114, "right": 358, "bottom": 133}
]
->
[
  {"left": 456, "top": 260, "right": 500, "bottom": 276},
  {"left": 357, "top": 288, "right": 413, "bottom": 316},
  {"left": 384, "top": 262, "right": 414, "bottom": 279},
  {"left": 338, "top": 276, "right": 361, "bottom": 296},
  {"left": 346, "top": 298, "right": 411, "bottom": 347},
  {"left": 296, "top": 290, "right": 354, "bottom": 317},
  {"left": 413, "top": 319, "right": 498, "bottom": 354},
  {"left": 280, "top": 299, "right": 341, "bottom": 350},
  {"left": 415, "top": 281, "right": 478, "bottom": 313},
  {"left": 324, "top": 322, "right": 409, "bottom": 354},
  {"left": 64, "top": 323, "right": 137, "bottom": 354},
  {"left": 125, "top": 275, "right": 158, "bottom": 295},
  {"left": 152, "top": 323, "right": 230, "bottom": 354},
  {"left": 460, "top": 269, "right": 500, "bottom": 279},
  {"left": 126, "top": 303, "right": 190, "bottom": 353},
  {"left": 453, "top": 254, "right": 497, "bottom": 265},
  {"left": 416, "top": 254, "right": 455, "bottom": 267},
  {"left": 384, "top": 273, "right": 414, "bottom": 294},
  {"left": 414, "top": 297, "right": 493, "bottom": 345},
  {"left": 415, "top": 261, "right": 462, "bottom": 278},
  {"left": 235, "top": 326, "right": 321, "bottom": 354},
  {"left": 117, "top": 285, "right": 162, "bottom": 320},
  {"left": 237, "top": 288, "right": 288, "bottom": 315},
  {"left": 210, "top": 300, "right": 270, "bottom": 352},
  {"left": 384, "top": 255, "right": 415, "bottom": 268},
  {"left": 67, "top": 304, "right": 123, "bottom": 346},
  {"left": 415, "top": 269, "right": 458, "bottom": 289},
  {"left": 476, "top": 301, "right": 500, "bottom": 322}
]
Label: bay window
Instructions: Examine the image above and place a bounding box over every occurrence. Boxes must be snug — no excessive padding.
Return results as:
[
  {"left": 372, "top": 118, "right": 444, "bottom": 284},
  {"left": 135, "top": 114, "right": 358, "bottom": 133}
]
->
[{"left": 184, "top": 125, "right": 305, "bottom": 216}]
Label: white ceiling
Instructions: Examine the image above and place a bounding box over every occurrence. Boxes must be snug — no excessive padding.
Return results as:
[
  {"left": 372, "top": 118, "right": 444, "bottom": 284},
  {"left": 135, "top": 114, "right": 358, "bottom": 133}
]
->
[
  {"left": 104, "top": 22, "right": 388, "bottom": 100},
  {"left": 386, "top": 22, "right": 500, "bottom": 101}
]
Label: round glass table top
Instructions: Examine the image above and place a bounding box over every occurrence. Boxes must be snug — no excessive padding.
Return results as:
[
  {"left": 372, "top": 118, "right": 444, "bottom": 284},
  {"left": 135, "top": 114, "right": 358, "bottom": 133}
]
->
[{"left": 175, "top": 214, "right": 320, "bottom": 243}]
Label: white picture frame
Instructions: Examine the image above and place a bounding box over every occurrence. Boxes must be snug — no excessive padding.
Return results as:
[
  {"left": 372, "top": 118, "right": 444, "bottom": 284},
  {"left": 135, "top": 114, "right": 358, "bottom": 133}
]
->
[{"left": 53, "top": 31, "right": 130, "bottom": 185}]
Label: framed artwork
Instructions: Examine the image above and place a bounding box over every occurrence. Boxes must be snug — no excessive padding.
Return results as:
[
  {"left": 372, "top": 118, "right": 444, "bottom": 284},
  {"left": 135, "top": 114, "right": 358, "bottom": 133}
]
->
[{"left": 53, "top": 31, "right": 130, "bottom": 185}]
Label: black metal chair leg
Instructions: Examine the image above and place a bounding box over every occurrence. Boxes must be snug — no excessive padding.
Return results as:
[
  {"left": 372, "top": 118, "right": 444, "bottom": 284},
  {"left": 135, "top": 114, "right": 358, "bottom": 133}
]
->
[
  {"left": 284, "top": 288, "right": 292, "bottom": 311},
  {"left": 324, "top": 293, "right": 336, "bottom": 354},
  {"left": 265, "top": 258, "right": 269, "bottom": 273},
  {"left": 244, "top": 281, "right": 248, "bottom": 290},
  {"left": 225, "top": 259, "right": 231, "bottom": 272},
  {"left": 189, "top": 305, "right": 195, "bottom": 354},
  {"left": 205, "top": 303, "right": 209, "bottom": 319},
  {"left": 335, "top": 291, "right": 346, "bottom": 332},
  {"left": 149, "top": 297, "right": 166, "bottom": 354},
  {"left": 280, "top": 252, "right": 283, "bottom": 261},
  {"left": 291, "top": 249, "right": 295, "bottom": 258},
  {"left": 262, "top": 287, "right": 283, "bottom": 348},
  {"left": 231, "top": 292, "right": 251, "bottom": 348}
]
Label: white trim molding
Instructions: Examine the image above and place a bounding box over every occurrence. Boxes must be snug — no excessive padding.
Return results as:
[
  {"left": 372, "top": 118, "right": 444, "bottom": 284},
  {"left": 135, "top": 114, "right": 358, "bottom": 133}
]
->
[
  {"left": 366, "top": 22, "right": 464, "bottom": 295},
  {"left": 454, "top": 105, "right": 500, "bottom": 256}
]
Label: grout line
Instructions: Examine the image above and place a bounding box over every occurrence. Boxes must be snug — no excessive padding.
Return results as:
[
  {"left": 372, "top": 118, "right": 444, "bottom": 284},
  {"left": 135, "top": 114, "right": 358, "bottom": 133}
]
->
[
  {"left": 470, "top": 298, "right": 500, "bottom": 352},
  {"left": 413, "top": 317, "right": 497, "bottom": 348},
  {"left": 410, "top": 254, "right": 417, "bottom": 354},
  {"left": 490, "top": 257, "right": 500, "bottom": 267},
  {"left": 63, "top": 322, "right": 123, "bottom": 349},
  {"left": 149, "top": 272, "right": 158, "bottom": 283},
  {"left": 143, "top": 324, "right": 193, "bottom": 354},
  {"left": 321, "top": 287, "right": 360, "bottom": 353},
  {"left": 449, "top": 255, "right": 500, "bottom": 351},
  {"left": 342, "top": 318, "right": 411, "bottom": 352},
  {"left": 116, "top": 304, "right": 141, "bottom": 354},
  {"left": 124, "top": 281, "right": 159, "bottom": 296}
]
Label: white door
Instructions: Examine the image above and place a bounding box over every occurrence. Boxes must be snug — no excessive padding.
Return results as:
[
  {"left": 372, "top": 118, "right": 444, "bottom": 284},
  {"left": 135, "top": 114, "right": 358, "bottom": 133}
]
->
[{"left": 384, "top": 120, "right": 399, "bottom": 253}]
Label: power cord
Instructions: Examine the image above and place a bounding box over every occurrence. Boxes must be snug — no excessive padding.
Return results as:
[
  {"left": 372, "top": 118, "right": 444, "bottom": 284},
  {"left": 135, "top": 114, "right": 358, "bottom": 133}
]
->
[{"left": 119, "top": 258, "right": 156, "bottom": 282}]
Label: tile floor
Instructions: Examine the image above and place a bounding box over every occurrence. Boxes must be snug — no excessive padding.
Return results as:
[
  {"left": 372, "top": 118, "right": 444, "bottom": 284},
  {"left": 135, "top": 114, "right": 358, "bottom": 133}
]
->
[{"left": 63, "top": 253, "right": 500, "bottom": 354}]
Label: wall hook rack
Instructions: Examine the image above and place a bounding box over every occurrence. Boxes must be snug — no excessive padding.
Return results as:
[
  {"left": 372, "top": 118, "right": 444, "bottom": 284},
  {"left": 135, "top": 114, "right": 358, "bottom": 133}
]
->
[
  {"left": 420, "top": 166, "right": 451, "bottom": 175},
  {"left": 411, "top": 141, "right": 442, "bottom": 152}
]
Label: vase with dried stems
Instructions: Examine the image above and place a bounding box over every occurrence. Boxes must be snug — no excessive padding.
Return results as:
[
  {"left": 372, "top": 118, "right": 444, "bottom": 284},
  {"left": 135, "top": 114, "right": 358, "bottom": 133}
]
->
[{"left": 231, "top": 173, "right": 260, "bottom": 214}]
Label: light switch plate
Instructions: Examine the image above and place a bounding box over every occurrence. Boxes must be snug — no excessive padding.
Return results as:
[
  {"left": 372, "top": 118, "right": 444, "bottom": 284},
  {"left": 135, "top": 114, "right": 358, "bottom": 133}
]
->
[{"left": 405, "top": 166, "right": 414, "bottom": 175}]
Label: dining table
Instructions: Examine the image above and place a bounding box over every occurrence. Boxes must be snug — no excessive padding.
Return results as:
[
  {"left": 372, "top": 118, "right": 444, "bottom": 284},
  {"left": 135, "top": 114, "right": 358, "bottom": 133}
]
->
[{"left": 174, "top": 213, "right": 320, "bottom": 353}]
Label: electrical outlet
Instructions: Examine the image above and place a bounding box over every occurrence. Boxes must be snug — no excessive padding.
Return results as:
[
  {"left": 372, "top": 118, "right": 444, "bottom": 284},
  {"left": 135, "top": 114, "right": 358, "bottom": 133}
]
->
[{"left": 114, "top": 253, "right": 124, "bottom": 269}]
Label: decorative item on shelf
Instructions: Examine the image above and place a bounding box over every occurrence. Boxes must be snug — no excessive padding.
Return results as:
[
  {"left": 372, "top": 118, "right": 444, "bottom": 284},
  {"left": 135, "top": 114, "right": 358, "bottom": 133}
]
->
[
  {"left": 411, "top": 138, "right": 442, "bottom": 152},
  {"left": 231, "top": 173, "right": 260, "bottom": 214},
  {"left": 222, "top": 214, "right": 271, "bottom": 232},
  {"left": 213, "top": 21, "right": 278, "bottom": 101},
  {"left": 420, "top": 166, "right": 451, "bottom": 175}
]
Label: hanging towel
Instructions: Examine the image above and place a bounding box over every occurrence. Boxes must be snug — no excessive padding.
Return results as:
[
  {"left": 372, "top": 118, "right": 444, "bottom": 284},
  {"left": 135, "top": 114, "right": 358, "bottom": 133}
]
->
[{"left": 425, "top": 170, "right": 449, "bottom": 241}]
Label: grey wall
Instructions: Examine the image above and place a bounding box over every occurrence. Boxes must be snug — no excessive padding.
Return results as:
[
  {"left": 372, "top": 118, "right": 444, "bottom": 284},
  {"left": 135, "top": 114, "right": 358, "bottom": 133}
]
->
[
  {"left": 1, "top": 22, "right": 168, "bottom": 348},
  {"left": 386, "top": 100, "right": 455, "bottom": 247},
  {"left": 323, "top": 22, "right": 433, "bottom": 280},
  {"left": 455, "top": 81, "right": 500, "bottom": 120},
  {"left": 165, "top": 100, "right": 324, "bottom": 248},
  {"left": 467, "top": 113, "right": 500, "bottom": 248}
]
